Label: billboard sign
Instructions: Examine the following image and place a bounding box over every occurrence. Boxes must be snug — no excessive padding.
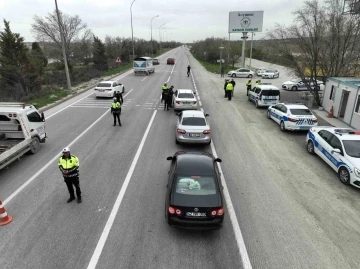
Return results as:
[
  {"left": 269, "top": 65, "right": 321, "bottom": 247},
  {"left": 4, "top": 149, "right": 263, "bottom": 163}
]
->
[{"left": 228, "top": 11, "right": 264, "bottom": 33}]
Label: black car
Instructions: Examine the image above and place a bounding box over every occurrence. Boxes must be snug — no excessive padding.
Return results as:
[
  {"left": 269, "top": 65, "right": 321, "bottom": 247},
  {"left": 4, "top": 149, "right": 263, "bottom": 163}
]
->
[
  {"left": 165, "top": 151, "right": 224, "bottom": 230},
  {"left": 153, "top": 58, "right": 160, "bottom": 65}
]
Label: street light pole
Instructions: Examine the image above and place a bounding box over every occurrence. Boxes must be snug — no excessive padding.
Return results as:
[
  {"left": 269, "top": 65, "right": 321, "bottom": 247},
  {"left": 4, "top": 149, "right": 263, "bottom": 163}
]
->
[
  {"left": 150, "top": 15, "right": 159, "bottom": 59},
  {"left": 159, "top": 23, "right": 165, "bottom": 54},
  {"left": 54, "top": 0, "right": 71, "bottom": 91},
  {"left": 130, "top": 0, "right": 136, "bottom": 61},
  {"left": 249, "top": 32, "right": 254, "bottom": 69},
  {"left": 219, "top": 46, "right": 224, "bottom": 74}
]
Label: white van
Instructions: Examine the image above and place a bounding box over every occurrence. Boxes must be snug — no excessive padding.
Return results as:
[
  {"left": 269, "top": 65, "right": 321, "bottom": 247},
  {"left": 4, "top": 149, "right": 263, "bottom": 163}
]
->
[
  {"left": 248, "top": 84, "right": 281, "bottom": 108},
  {"left": 133, "top": 57, "right": 155, "bottom": 75}
]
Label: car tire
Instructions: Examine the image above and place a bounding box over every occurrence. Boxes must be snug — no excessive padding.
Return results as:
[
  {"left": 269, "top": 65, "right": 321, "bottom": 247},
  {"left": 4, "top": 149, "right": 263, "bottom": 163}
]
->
[
  {"left": 122, "top": 87, "right": 125, "bottom": 93},
  {"left": 291, "top": 86, "right": 297, "bottom": 91},
  {"left": 267, "top": 110, "right": 271, "bottom": 119},
  {"left": 307, "top": 140, "right": 315, "bottom": 155},
  {"left": 232, "top": 74, "right": 236, "bottom": 78},
  {"left": 280, "top": 121, "right": 286, "bottom": 132},
  {"left": 248, "top": 95, "right": 251, "bottom": 101},
  {"left": 175, "top": 137, "right": 179, "bottom": 144},
  {"left": 207, "top": 139, "right": 212, "bottom": 145},
  {"left": 248, "top": 74, "right": 253, "bottom": 78},
  {"left": 338, "top": 167, "right": 350, "bottom": 185},
  {"left": 30, "top": 137, "right": 41, "bottom": 154}
]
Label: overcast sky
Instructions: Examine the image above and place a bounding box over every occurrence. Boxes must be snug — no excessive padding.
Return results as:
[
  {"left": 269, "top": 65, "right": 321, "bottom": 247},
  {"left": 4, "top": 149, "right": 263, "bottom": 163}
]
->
[{"left": 0, "top": 0, "right": 315, "bottom": 43}]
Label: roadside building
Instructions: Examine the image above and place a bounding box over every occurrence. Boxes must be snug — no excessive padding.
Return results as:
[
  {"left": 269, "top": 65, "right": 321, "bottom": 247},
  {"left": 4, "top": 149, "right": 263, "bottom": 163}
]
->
[{"left": 322, "top": 77, "right": 360, "bottom": 128}]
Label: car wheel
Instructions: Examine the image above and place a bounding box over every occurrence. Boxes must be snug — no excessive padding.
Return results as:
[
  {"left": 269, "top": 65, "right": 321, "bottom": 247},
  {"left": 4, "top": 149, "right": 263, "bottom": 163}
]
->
[
  {"left": 255, "top": 101, "right": 259, "bottom": 108},
  {"left": 267, "top": 110, "right": 271, "bottom": 119},
  {"left": 248, "top": 74, "right": 253, "bottom": 78},
  {"left": 248, "top": 95, "right": 251, "bottom": 101},
  {"left": 338, "top": 167, "right": 350, "bottom": 185},
  {"left": 232, "top": 74, "right": 236, "bottom": 78},
  {"left": 30, "top": 137, "right": 40, "bottom": 154},
  {"left": 280, "top": 121, "right": 286, "bottom": 132},
  {"left": 307, "top": 140, "right": 315, "bottom": 155},
  {"left": 291, "top": 86, "right": 297, "bottom": 91},
  {"left": 122, "top": 87, "right": 125, "bottom": 93},
  {"left": 207, "top": 139, "right": 212, "bottom": 145}
]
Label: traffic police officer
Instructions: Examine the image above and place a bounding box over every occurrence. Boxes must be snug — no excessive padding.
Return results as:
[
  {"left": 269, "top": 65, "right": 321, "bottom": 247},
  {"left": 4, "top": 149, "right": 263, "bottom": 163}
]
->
[
  {"left": 246, "top": 80, "right": 252, "bottom": 96},
  {"left": 111, "top": 97, "right": 121, "bottom": 126},
  {"left": 115, "top": 90, "right": 123, "bottom": 114},
  {"left": 224, "top": 79, "right": 229, "bottom": 98},
  {"left": 230, "top": 79, "right": 236, "bottom": 97},
  {"left": 161, "top": 82, "right": 169, "bottom": 103},
  {"left": 58, "top": 147, "right": 81, "bottom": 203},
  {"left": 226, "top": 82, "right": 234, "bottom": 100}
]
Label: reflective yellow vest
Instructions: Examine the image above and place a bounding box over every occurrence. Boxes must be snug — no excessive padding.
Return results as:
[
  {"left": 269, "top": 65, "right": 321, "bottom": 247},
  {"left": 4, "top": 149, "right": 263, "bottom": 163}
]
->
[
  {"left": 226, "top": 83, "right": 234, "bottom": 91},
  {"left": 246, "top": 81, "right": 252, "bottom": 86},
  {"left": 162, "top": 86, "right": 169, "bottom": 91},
  {"left": 58, "top": 155, "right": 79, "bottom": 178},
  {"left": 111, "top": 102, "right": 121, "bottom": 109}
]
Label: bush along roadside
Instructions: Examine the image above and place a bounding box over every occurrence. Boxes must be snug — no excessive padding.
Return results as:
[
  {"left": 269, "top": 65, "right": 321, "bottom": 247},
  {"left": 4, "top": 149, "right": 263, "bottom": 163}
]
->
[{"left": 192, "top": 55, "right": 234, "bottom": 75}]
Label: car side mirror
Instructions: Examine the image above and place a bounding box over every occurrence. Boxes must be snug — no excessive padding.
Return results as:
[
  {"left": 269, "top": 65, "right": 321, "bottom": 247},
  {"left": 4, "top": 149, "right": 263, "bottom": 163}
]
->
[
  {"left": 193, "top": 92, "right": 196, "bottom": 95},
  {"left": 205, "top": 113, "right": 209, "bottom": 117},
  {"left": 331, "top": 148, "right": 341, "bottom": 154},
  {"left": 41, "top": 112, "right": 45, "bottom": 122},
  {"left": 166, "top": 156, "right": 173, "bottom": 160},
  {"left": 214, "top": 158, "right": 222, "bottom": 163}
]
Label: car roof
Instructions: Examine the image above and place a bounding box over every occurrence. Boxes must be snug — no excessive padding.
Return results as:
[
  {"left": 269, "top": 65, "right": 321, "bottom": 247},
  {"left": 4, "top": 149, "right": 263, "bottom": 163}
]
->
[
  {"left": 313, "top": 127, "right": 360, "bottom": 140},
  {"left": 257, "top": 85, "right": 280, "bottom": 90},
  {"left": 99, "top": 81, "right": 115, "bottom": 83},
  {"left": 175, "top": 152, "right": 216, "bottom": 175},
  {"left": 177, "top": 89, "right": 193, "bottom": 93},
  {"left": 279, "top": 103, "right": 309, "bottom": 109},
  {"left": 181, "top": 110, "right": 205, "bottom": 117}
]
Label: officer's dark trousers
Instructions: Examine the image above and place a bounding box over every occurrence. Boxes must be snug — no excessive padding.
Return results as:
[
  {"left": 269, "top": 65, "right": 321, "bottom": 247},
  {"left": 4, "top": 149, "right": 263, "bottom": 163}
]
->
[
  {"left": 113, "top": 112, "right": 121, "bottom": 125},
  {"left": 164, "top": 99, "right": 170, "bottom": 110},
  {"left": 64, "top": 177, "right": 81, "bottom": 199},
  {"left": 247, "top": 86, "right": 251, "bottom": 96},
  {"left": 227, "top": 90, "right": 232, "bottom": 100}
]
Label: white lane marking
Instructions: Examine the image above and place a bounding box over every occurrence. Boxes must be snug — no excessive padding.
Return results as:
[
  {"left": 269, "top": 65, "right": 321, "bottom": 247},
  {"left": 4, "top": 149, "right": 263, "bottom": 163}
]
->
[
  {"left": 210, "top": 142, "right": 253, "bottom": 269},
  {"left": 3, "top": 89, "right": 134, "bottom": 206},
  {"left": 46, "top": 72, "right": 133, "bottom": 119},
  {"left": 141, "top": 77, "right": 147, "bottom": 82},
  {"left": 86, "top": 110, "right": 157, "bottom": 269},
  {"left": 167, "top": 76, "right": 171, "bottom": 83},
  {"left": 70, "top": 106, "right": 110, "bottom": 109},
  {"left": 199, "top": 101, "right": 202, "bottom": 106}
]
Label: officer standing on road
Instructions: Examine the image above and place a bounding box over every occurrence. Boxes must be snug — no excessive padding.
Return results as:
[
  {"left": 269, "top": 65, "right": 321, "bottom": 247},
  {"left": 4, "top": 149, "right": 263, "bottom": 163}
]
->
[
  {"left": 161, "top": 82, "right": 169, "bottom": 103},
  {"left": 168, "top": 85, "right": 175, "bottom": 108},
  {"left": 224, "top": 79, "right": 229, "bottom": 98},
  {"left": 230, "top": 79, "right": 236, "bottom": 97},
  {"left": 115, "top": 90, "right": 123, "bottom": 114},
  {"left": 226, "top": 81, "right": 234, "bottom": 100},
  {"left": 246, "top": 80, "right": 252, "bottom": 96},
  {"left": 58, "top": 147, "right": 81, "bottom": 203},
  {"left": 111, "top": 97, "right": 121, "bottom": 126},
  {"left": 187, "top": 65, "right": 191, "bottom": 77}
]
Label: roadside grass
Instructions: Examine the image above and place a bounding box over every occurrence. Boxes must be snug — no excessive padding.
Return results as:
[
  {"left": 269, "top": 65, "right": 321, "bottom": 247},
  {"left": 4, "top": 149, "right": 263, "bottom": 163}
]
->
[{"left": 193, "top": 56, "right": 235, "bottom": 74}]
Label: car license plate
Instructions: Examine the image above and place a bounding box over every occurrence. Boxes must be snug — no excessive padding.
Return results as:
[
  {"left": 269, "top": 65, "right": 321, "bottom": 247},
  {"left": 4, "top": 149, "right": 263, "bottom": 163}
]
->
[
  {"left": 300, "top": 126, "right": 311, "bottom": 130},
  {"left": 186, "top": 212, "right": 206, "bottom": 217},
  {"left": 190, "top": 133, "right": 201, "bottom": 137},
  {"left": 98, "top": 89, "right": 104, "bottom": 92},
  {"left": 183, "top": 102, "right": 190, "bottom": 104}
]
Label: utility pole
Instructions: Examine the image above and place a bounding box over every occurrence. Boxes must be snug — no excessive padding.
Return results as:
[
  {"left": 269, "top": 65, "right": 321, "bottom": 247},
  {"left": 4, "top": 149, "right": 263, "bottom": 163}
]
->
[
  {"left": 130, "top": 0, "right": 136, "bottom": 61},
  {"left": 249, "top": 32, "right": 254, "bottom": 69},
  {"left": 241, "top": 32, "right": 248, "bottom": 68},
  {"left": 150, "top": 15, "right": 159, "bottom": 59},
  {"left": 54, "top": 0, "right": 71, "bottom": 91}
]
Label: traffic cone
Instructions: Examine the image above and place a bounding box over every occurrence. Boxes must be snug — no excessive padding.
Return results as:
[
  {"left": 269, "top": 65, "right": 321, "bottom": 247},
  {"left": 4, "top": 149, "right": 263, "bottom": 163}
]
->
[
  {"left": 0, "top": 200, "right": 13, "bottom": 226},
  {"left": 327, "top": 106, "right": 334, "bottom": 118}
]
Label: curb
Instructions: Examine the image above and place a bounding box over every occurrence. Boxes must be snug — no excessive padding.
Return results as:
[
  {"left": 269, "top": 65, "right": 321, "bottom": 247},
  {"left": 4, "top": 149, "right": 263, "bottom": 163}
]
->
[{"left": 38, "top": 68, "right": 132, "bottom": 113}]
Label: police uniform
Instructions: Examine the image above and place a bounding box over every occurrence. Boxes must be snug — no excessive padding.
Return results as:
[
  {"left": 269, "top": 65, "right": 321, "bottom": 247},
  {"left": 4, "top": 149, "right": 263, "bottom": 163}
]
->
[
  {"left": 187, "top": 66, "right": 191, "bottom": 77},
  {"left": 226, "top": 82, "right": 234, "bottom": 100},
  {"left": 58, "top": 148, "right": 81, "bottom": 203},
  {"left": 161, "top": 84, "right": 169, "bottom": 103},
  {"left": 246, "top": 80, "right": 252, "bottom": 96},
  {"left": 111, "top": 98, "right": 121, "bottom": 126},
  {"left": 230, "top": 79, "right": 236, "bottom": 97},
  {"left": 224, "top": 80, "right": 229, "bottom": 97}
]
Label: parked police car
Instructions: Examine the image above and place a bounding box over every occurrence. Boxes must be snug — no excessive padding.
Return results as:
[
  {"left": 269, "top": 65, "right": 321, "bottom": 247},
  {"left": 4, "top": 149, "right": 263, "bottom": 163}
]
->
[
  {"left": 282, "top": 78, "right": 324, "bottom": 91},
  {"left": 267, "top": 103, "right": 318, "bottom": 131},
  {"left": 248, "top": 83, "right": 280, "bottom": 108},
  {"left": 306, "top": 127, "right": 360, "bottom": 188}
]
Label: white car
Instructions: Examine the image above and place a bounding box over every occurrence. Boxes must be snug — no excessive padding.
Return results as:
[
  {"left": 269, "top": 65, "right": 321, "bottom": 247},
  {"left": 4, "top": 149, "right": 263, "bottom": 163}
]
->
[
  {"left": 175, "top": 110, "right": 211, "bottom": 145},
  {"left": 267, "top": 103, "right": 318, "bottom": 131},
  {"left": 282, "top": 78, "right": 324, "bottom": 91},
  {"left": 306, "top": 127, "right": 360, "bottom": 188},
  {"left": 248, "top": 84, "right": 281, "bottom": 108},
  {"left": 227, "top": 68, "right": 254, "bottom": 78},
  {"left": 172, "top": 89, "right": 198, "bottom": 111},
  {"left": 261, "top": 69, "right": 280, "bottom": 79},
  {"left": 256, "top": 67, "right": 268, "bottom": 76},
  {"left": 94, "top": 80, "right": 125, "bottom": 98}
]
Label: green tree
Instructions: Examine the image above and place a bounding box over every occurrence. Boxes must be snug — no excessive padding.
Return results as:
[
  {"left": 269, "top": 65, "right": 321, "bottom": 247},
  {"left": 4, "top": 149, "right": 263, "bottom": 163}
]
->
[
  {"left": 29, "top": 42, "right": 48, "bottom": 75},
  {"left": 92, "top": 35, "right": 108, "bottom": 71},
  {"left": 0, "top": 20, "right": 41, "bottom": 100}
]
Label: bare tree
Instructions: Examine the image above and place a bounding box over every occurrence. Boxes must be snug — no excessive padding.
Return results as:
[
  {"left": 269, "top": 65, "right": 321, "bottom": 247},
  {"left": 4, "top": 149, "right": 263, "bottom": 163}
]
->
[{"left": 31, "top": 10, "right": 92, "bottom": 66}]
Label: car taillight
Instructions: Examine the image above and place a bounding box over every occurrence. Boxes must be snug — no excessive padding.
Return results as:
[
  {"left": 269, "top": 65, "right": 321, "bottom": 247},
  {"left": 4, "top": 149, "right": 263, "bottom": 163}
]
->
[
  {"left": 176, "top": 101, "right": 180, "bottom": 104},
  {"left": 211, "top": 210, "right": 217, "bottom": 216},
  {"left": 94, "top": 88, "right": 98, "bottom": 91},
  {"left": 175, "top": 209, "right": 182, "bottom": 216},
  {"left": 177, "top": 129, "right": 186, "bottom": 134},
  {"left": 106, "top": 89, "right": 112, "bottom": 91},
  {"left": 169, "top": 206, "right": 182, "bottom": 216},
  {"left": 168, "top": 206, "right": 175, "bottom": 214},
  {"left": 203, "top": 130, "right": 211, "bottom": 134},
  {"left": 288, "top": 118, "right": 298, "bottom": 122},
  {"left": 313, "top": 119, "right": 318, "bottom": 123},
  {"left": 193, "top": 101, "right": 197, "bottom": 104},
  {"left": 211, "top": 207, "right": 224, "bottom": 216}
]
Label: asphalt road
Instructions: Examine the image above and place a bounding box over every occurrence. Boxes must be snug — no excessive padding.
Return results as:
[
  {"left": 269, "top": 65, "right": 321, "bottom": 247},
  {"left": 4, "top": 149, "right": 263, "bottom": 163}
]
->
[{"left": 1, "top": 47, "right": 360, "bottom": 269}]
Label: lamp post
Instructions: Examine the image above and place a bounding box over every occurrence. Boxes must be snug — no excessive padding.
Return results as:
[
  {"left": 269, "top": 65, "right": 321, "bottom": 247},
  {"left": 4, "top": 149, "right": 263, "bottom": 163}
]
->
[
  {"left": 130, "top": 0, "right": 136, "bottom": 61},
  {"left": 219, "top": 46, "right": 224, "bottom": 73},
  {"left": 159, "top": 23, "right": 165, "bottom": 54},
  {"left": 54, "top": 0, "right": 71, "bottom": 91},
  {"left": 249, "top": 32, "right": 254, "bottom": 69},
  {"left": 150, "top": 15, "right": 159, "bottom": 59}
]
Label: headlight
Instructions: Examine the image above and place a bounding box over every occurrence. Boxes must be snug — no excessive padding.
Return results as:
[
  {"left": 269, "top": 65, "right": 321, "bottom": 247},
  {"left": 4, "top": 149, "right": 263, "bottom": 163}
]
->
[{"left": 355, "top": 168, "right": 360, "bottom": 177}]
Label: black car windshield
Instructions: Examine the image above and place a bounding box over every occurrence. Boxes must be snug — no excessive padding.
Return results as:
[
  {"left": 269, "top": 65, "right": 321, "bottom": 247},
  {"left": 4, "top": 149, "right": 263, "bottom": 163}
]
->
[
  {"left": 342, "top": 140, "right": 360, "bottom": 158},
  {"left": 178, "top": 93, "right": 194, "bottom": 98},
  {"left": 182, "top": 117, "right": 206, "bottom": 126},
  {"left": 97, "top": 83, "right": 112, "bottom": 87},
  {"left": 290, "top": 109, "right": 313, "bottom": 115},
  {"left": 175, "top": 176, "right": 217, "bottom": 195}
]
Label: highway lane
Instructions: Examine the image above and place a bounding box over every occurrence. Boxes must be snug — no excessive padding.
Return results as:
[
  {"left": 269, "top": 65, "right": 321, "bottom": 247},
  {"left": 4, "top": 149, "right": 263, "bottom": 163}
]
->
[{"left": 187, "top": 49, "right": 360, "bottom": 268}]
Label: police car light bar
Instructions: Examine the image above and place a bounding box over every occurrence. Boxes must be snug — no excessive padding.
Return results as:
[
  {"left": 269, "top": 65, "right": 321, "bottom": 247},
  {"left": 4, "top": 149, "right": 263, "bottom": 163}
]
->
[
  {"left": 334, "top": 128, "right": 357, "bottom": 135},
  {"left": 259, "top": 83, "right": 272, "bottom": 85},
  {"left": 284, "top": 102, "right": 305, "bottom": 105}
]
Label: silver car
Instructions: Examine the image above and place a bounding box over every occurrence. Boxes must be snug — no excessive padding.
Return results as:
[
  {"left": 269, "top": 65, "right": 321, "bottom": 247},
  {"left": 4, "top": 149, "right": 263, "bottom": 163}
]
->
[
  {"left": 175, "top": 110, "right": 211, "bottom": 145},
  {"left": 172, "top": 89, "right": 198, "bottom": 111}
]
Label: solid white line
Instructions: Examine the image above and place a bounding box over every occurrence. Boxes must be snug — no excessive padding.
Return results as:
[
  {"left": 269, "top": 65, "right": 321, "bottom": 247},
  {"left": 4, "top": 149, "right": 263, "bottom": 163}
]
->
[
  {"left": 210, "top": 131, "right": 252, "bottom": 269},
  {"left": 3, "top": 89, "right": 134, "bottom": 206},
  {"left": 86, "top": 110, "right": 157, "bottom": 269},
  {"left": 141, "top": 77, "right": 147, "bottom": 82},
  {"left": 70, "top": 106, "right": 110, "bottom": 109},
  {"left": 199, "top": 101, "right": 202, "bottom": 106},
  {"left": 167, "top": 76, "right": 171, "bottom": 83}
]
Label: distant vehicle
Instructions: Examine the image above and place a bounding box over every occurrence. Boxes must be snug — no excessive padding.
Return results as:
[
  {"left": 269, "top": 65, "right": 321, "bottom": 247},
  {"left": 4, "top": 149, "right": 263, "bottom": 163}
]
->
[
  {"left": 248, "top": 84, "right": 281, "bottom": 108},
  {"left": 153, "top": 58, "right": 160, "bottom": 65},
  {"left": 282, "top": 78, "right": 324, "bottom": 91},
  {"left": 227, "top": 68, "right": 254, "bottom": 78},
  {"left": 306, "top": 127, "right": 360, "bottom": 188},
  {"left": 165, "top": 151, "right": 224, "bottom": 229},
  {"left": 256, "top": 67, "right": 268, "bottom": 76},
  {"left": 175, "top": 110, "right": 211, "bottom": 145},
  {"left": 167, "top": 58, "right": 175, "bottom": 64},
  {"left": 267, "top": 103, "right": 318, "bottom": 131},
  {"left": 172, "top": 89, "right": 197, "bottom": 111},
  {"left": 94, "top": 80, "right": 125, "bottom": 98},
  {"left": 133, "top": 56, "right": 155, "bottom": 75},
  {"left": 261, "top": 69, "right": 280, "bottom": 79},
  {"left": 0, "top": 102, "right": 46, "bottom": 170}
]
